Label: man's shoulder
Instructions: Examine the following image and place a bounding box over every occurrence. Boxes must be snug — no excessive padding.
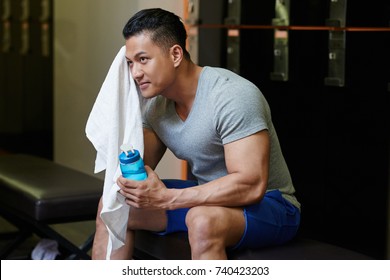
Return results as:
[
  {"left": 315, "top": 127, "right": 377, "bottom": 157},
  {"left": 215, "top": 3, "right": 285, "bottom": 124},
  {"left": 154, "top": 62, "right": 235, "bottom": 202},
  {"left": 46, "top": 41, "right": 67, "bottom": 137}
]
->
[
  {"left": 201, "top": 67, "right": 260, "bottom": 100},
  {"left": 202, "top": 66, "right": 239, "bottom": 80},
  {"left": 204, "top": 67, "right": 257, "bottom": 87}
]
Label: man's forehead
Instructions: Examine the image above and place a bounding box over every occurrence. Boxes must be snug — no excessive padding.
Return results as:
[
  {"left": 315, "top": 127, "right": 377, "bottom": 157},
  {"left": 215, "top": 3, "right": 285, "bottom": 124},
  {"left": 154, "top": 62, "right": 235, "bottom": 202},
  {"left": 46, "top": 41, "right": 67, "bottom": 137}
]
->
[
  {"left": 125, "top": 34, "right": 165, "bottom": 58},
  {"left": 126, "top": 35, "right": 153, "bottom": 52}
]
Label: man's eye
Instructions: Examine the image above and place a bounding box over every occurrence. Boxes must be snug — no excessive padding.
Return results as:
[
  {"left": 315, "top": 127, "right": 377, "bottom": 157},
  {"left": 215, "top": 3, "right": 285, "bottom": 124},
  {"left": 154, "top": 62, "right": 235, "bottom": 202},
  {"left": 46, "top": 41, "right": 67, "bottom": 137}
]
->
[{"left": 140, "top": 57, "right": 148, "bottom": 63}]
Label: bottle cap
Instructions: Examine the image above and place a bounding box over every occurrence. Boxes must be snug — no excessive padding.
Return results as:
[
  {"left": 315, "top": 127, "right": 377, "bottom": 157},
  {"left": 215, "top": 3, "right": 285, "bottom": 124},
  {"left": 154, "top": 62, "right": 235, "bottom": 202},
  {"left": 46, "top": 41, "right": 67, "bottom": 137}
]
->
[
  {"left": 120, "top": 143, "right": 134, "bottom": 156},
  {"left": 119, "top": 149, "right": 141, "bottom": 164}
]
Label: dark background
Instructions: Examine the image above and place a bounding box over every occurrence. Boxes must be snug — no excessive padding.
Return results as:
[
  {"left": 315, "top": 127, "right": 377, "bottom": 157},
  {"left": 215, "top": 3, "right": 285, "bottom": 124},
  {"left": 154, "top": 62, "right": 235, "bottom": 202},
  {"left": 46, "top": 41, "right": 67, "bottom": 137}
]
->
[{"left": 194, "top": 0, "right": 390, "bottom": 259}]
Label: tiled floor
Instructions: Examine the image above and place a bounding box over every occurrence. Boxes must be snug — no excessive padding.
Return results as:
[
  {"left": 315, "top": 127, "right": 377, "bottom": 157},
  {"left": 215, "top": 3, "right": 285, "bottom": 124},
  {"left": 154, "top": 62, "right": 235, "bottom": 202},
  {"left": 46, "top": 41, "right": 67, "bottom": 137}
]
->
[{"left": 0, "top": 216, "right": 95, "bottom": 260}]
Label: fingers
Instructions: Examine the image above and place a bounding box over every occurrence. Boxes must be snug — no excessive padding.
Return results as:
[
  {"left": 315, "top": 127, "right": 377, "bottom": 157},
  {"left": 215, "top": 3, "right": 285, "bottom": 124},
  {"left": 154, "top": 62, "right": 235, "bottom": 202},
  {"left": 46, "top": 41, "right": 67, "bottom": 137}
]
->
[
  {"left": 117, "top": 176, "right": 136, "bottom": 188},
  {"left": 144, "top": 165, "right": 159, "bottom": 180},
  {"left": 144, "top": 165, "right": 153, "bottom": 173},
  {"left": 119, "top": 185, "right": 151, "bottom": 209},
  {"left": 116, "top": 167, "right": 166, "bottom": 209},
  {"left": 116, "top": 166, "right": 156, "bottom": 187}
]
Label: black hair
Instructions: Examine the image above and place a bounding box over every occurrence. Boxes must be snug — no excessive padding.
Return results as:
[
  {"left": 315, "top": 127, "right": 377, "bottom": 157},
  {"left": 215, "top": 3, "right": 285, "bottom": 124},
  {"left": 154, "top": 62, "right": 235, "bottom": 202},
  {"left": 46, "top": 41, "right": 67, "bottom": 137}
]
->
[{"left": 123, "top": 8, "right": 190, "bottom": 60}]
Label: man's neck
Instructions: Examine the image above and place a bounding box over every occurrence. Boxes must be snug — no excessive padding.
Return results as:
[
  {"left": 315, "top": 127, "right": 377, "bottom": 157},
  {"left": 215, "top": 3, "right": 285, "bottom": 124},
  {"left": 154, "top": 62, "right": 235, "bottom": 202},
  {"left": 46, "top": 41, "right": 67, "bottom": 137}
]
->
[{"left": 171, "top": 62, "right": 203, "bottom": 121}]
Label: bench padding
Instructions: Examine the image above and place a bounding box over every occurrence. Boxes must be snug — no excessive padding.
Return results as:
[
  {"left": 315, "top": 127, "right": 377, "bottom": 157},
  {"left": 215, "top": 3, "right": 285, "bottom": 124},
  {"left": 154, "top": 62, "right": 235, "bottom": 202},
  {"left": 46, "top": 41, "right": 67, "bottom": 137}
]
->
[
  {"left": 0, "top": 154, "right": 102, "bottom": 223},
  {"left": 134, "top": 230, "right": 373, "bottom": 260},
  {"left": 0, "top": 154, "right": 103, "bottom": 259}
]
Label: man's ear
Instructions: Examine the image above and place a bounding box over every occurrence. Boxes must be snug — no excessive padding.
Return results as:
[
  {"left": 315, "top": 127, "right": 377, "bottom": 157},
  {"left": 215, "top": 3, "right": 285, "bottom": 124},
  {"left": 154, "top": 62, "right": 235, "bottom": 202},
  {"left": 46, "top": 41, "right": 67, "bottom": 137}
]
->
[{"left": 170, "top": 45, "right": 183, "bottom": 67}]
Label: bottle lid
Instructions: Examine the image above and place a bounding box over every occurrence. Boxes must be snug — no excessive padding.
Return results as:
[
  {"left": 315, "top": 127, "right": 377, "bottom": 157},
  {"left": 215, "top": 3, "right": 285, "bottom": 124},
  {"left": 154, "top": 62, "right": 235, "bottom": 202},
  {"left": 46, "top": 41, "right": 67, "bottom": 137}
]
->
[{"left": 119, "top": 149, "right": 141, "bottom": 164}]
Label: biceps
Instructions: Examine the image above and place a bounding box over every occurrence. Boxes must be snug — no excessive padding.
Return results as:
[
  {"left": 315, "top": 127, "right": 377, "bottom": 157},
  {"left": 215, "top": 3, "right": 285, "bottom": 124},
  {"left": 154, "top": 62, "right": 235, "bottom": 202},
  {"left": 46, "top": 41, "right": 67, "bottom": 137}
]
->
[
  {"left": 143, "top": 128, "right": 166, "bottom": 169},
  {"left": 224, "top": 130, "right": 270, "bottom": 182}
]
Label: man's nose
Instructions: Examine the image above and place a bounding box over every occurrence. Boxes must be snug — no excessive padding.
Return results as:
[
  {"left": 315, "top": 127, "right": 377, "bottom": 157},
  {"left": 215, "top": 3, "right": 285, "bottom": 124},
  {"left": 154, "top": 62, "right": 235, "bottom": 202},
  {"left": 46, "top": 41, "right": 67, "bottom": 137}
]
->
[{"left": 131, "top": 63, "right": 143, "bottom": 79}]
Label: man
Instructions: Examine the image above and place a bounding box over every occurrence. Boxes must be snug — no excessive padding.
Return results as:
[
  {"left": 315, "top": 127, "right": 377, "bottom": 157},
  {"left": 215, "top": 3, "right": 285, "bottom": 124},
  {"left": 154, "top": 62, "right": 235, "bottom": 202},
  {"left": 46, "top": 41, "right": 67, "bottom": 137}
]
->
[{"left": 92, "top": 8, "right": 300, "bottom": 260}]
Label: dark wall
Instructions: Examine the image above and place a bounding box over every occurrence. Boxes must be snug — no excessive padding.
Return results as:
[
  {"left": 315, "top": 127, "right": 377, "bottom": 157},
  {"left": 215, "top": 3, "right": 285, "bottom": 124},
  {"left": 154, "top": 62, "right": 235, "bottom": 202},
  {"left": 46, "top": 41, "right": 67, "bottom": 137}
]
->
[
  {"left": 197, "top": 0, "right": 390, "bottom": 259},
  {"left": 0, "top": 0, "right": 53, "bottom": 158}
]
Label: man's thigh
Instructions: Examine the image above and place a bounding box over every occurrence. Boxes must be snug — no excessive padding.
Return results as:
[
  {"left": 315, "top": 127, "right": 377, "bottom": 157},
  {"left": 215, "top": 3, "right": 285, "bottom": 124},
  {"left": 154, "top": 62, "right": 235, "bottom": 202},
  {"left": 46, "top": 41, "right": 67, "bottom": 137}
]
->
[
  {"left": 127, "top": 179, "right": 199, "bottom": 232},
  {"left": 128, "top": 208, "right": 167, "bottom": 232},
  {"left": 235, "top": 190, "right": 300, "bottom": 250}
]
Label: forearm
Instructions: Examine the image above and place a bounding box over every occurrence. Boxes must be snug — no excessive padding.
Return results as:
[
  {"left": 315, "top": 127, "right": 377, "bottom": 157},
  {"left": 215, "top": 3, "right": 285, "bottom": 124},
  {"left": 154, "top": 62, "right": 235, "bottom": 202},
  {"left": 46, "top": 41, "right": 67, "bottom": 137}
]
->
[
  {"left": 117, "top": 162, "right": 267, "bottom": 210},
  {"left": 166, "top": 172, "right": 267, "bottom": 210}
]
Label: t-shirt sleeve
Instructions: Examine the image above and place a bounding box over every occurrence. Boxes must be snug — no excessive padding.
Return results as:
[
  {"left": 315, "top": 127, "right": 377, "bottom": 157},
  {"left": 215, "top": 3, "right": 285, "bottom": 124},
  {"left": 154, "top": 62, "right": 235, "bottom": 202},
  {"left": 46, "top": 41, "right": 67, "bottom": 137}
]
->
[{"left": 213, "top": 82, "right": 271, "bottom": 145}]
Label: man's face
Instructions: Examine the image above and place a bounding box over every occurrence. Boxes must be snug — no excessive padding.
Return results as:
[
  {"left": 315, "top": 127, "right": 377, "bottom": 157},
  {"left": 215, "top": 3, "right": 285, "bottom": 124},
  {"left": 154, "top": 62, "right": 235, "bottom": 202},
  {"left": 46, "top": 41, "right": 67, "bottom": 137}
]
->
[{"left": 125, "top": 33, "right": 176, "bottom": 99}]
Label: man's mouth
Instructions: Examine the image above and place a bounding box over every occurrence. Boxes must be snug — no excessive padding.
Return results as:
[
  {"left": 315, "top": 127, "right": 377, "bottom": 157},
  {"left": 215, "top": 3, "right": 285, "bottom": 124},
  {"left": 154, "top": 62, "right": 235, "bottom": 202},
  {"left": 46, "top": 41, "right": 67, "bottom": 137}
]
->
[{"left": 138, "top": 82, "right": 149, "bottom": 90}]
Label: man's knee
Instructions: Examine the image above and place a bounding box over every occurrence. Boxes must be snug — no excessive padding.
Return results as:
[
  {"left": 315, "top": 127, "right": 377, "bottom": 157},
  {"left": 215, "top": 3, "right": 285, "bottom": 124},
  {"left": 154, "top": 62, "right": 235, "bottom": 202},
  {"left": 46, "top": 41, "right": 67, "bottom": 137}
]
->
[
  {"left": 185, "top": 206, "right": 227, "bottom": 255},
  {"left": 185, "top": 206, "right": 223, "bottom": 238}
]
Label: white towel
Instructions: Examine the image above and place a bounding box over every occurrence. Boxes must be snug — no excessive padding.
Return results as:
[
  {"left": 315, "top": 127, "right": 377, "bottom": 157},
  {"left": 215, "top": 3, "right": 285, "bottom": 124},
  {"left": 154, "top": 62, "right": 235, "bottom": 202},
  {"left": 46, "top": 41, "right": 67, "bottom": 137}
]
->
[{"left": 85, "top": 46, "right": 144, "bottom": 259}]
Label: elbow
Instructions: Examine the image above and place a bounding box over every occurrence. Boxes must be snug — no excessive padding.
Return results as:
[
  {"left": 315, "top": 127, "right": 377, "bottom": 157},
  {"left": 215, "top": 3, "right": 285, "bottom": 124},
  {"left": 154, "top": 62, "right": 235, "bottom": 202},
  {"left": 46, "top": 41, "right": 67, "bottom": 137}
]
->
[
  {"left": 250, "top": 183, "right": 267, "bottom": 204},
  {"left": 244, "top": 177, "right": 267, "bottom": 205}
]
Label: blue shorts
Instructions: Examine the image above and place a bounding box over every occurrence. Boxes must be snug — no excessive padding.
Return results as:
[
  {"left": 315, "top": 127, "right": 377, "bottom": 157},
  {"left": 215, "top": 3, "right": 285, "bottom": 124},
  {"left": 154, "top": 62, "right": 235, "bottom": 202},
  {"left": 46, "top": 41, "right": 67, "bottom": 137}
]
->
[{"left": 157, "top": 179, "right": 300, "bottom": 250}]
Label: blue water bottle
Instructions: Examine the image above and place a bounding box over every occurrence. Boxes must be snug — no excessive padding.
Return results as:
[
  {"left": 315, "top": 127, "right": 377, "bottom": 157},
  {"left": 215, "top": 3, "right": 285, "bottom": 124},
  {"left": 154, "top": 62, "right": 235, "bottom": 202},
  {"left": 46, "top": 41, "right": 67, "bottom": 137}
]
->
[{"left": 119, "top": 144, "right": 147, "bottom": 180}]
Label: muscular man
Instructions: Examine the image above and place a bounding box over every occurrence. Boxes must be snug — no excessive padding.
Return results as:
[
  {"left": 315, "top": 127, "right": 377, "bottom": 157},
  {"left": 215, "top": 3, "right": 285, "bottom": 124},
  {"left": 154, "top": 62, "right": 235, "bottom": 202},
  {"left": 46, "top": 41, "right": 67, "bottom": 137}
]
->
[{"left": 92, "top": 8, "right": 300, "bottom": 260}]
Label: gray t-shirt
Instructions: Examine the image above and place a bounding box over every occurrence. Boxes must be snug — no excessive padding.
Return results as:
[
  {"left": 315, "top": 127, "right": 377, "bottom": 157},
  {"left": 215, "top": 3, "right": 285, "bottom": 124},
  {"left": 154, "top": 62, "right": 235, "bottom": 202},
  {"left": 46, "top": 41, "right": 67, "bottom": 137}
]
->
[{"left": 143, "top": 66, "right": 300, "bottom": 209}]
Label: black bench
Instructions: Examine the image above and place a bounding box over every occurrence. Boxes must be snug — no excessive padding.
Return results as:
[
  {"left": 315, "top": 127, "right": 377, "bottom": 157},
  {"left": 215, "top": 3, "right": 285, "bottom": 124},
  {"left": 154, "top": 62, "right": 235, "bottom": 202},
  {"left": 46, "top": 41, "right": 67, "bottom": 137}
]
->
[
  {"left": 0, "top": 154, "right": 102, "bottom": 259},
  {"left": 0, "top": 154, "right": 373, "bottom": 260},
  {"left": 133, "top": 230, "right": 372, "bottom": 260}
]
